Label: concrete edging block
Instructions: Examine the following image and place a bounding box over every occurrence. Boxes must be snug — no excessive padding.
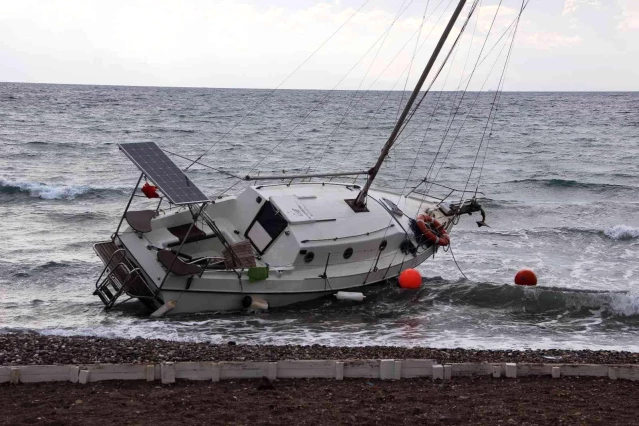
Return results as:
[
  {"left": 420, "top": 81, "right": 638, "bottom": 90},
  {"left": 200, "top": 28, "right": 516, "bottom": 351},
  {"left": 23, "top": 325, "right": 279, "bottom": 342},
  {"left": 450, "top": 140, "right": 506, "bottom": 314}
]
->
[
  {"left": 69, "top": 366, "right": 80, "bottom": 383},
  {"left": 451, "top": 363, "right": 492, "bottom": 377},
  {"left": 277, "top": 360, "right": 337, "bottom": 379},
  {"left": 78, "top": 370, "right": 89, "bottom": 385},
  {"left": 608, "top": 367, "right": 618, "bottom": 381},
  {"left": 492, "top": 365, "right": 501, "bottom": 378},
  {"left": 380, "top": 359, "right": 395, "bottom": 380},
  {"left": 219, "top": 362, "right": 270, "bottom": 380},
  {"left": 393, "top": 361, "right": 402, "bottom": 380},
  {"left": 432, "top": 364, "right": 444, "bottom": 381},
  {"left": 335, "top": 362, "right": 344, "bottom": 380},
  {"left": 19, "top": 365, "right": 72, "bottom": 383},
  {"left": 175, "top": 362, "right": 214, "bottom": 381},
  {"left": 343, "top": 360, "right": 380, "bottom": 379},
  {"left": 505, "top": 363, "right": 517, "bottom": 379},
  {"left": 2, "top": 360, "right": 639, "bottom": 384},
  {"left": 146, "top": 365, "right": 154, "bottom": 382},
  {"left": 10, "top": 367, "right": 20, "bottom": 384},
  {"left": 402, "top": 359, "right": 434, "bottom": 378},
  {"left": 161, "top": 363, "right": 175, "bottom": 384}
]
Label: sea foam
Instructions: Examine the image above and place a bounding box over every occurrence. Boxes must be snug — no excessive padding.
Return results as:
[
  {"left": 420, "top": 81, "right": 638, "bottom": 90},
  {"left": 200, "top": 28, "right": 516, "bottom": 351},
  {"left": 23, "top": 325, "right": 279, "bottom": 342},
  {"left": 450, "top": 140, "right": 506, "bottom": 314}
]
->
[
  {"left": 0, "top": 178, "right": 92, "bottom": 200},
  {"left": 604, "top": 225, "right": 639, "bottom": 241}
]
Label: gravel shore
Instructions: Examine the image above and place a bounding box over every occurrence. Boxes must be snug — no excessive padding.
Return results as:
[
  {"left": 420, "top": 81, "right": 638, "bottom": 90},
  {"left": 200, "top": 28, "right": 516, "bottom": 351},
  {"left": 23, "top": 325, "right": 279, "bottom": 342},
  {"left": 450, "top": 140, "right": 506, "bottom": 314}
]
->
[{"left": 1, "top": 332, "right": 638, "bottom": 366}]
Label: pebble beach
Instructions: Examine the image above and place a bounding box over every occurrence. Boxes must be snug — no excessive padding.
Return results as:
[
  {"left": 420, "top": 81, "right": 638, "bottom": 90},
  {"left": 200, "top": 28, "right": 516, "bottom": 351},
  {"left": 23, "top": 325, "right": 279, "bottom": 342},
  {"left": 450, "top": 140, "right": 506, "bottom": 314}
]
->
[{"left": 2, "top": 332, "right": 639, "bottom": 366}]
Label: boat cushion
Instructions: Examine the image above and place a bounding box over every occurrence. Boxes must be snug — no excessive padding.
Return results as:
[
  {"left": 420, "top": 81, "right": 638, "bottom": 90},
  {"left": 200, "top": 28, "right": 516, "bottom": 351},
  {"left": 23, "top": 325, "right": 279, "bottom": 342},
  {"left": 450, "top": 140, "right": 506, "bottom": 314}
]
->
[
  {"left": 157, "top": 250, "right": 202, "bottom": 276},
  {"left": 125, "top": 210, "right": 156, "bottom": 233}
]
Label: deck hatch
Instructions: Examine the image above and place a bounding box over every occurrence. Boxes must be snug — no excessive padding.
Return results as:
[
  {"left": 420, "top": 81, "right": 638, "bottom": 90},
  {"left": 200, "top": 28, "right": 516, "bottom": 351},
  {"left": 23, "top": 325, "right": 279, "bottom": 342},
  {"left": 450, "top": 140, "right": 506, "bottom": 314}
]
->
[{"left": 119, "top": 142, "right": 209, "bottom": 206}]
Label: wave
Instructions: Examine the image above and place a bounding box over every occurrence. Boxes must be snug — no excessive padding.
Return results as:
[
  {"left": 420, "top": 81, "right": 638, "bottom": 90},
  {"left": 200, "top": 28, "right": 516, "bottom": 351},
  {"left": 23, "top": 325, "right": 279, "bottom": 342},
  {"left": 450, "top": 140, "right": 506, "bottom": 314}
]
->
[
  {"left": 419, "top": 280, "right": 639, "bottom": 319},
  {"left": 504, "top": 178, "right": 637, "bottom": 192},
  {"left": 0, "top": 177, "right": 126, "bottom": 200},
  {"left": 465, "top": 224, "right": 639, "bottom": 242},
  {"left": 604, "top": 225, "right": 639, "bottom": 241}
]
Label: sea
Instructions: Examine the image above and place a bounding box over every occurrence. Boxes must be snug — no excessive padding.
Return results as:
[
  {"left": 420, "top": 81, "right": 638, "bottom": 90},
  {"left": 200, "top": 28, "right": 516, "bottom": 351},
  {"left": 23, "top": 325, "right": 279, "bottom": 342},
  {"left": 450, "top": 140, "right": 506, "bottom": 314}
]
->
[{"left": 1, "top": 82, "right": 638, "bottom": 351}]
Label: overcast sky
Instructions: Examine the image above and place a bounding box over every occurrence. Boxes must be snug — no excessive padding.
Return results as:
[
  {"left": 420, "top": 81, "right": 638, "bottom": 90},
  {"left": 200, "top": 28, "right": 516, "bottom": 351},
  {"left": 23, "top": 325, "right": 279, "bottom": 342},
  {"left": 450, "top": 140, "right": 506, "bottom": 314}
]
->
[{"left": 0, "top": 0, "right": 637, "bottom": 91}]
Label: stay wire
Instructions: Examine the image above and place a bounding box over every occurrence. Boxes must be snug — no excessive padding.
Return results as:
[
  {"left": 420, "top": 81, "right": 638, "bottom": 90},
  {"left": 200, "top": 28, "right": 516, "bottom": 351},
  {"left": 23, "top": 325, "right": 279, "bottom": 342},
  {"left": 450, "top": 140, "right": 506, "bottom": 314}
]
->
[
  {"left": 474, "top": 0, "right": 525, "bottom": 197},
  {"left": 184, "top": 0, "right": 372, "bottom": 171},
  {"left": 301, "top": 0, "right": 416, "bottom": 175},
  {"left": 390, "top": 2, "right": 530, "bottom": 155},
  {"left": 463, "top": 2, "right": 522, "bottom": 201},
  {"left": 423, "top": 0, "right": 504, "bottom": 196},
  {"left": 419, "top": 0, "right": 483, "bottom": 194},
  {"left": 328, "top": 0, "right": 455, "bottom": 180},
  {"left": 396, "top": 0, "right": 431, "bottom": 123},
  {"left": 366, "top": 1, "right": 479, "bottom": 278}
]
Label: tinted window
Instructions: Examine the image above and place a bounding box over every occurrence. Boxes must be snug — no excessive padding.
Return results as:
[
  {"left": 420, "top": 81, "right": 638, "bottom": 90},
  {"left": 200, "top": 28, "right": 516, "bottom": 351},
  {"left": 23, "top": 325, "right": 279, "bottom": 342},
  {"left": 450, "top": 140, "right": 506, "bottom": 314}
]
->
[{"left": 256, "top": 201, "right": 288, "bottom": 239}]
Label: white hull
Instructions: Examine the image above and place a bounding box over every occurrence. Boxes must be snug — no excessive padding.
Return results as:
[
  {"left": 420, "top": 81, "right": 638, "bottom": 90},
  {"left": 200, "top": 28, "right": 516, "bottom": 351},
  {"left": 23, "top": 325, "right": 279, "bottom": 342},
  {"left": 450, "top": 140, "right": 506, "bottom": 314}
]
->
[{"left": 97, "top": 182, "right": 456, "bottom": 315}]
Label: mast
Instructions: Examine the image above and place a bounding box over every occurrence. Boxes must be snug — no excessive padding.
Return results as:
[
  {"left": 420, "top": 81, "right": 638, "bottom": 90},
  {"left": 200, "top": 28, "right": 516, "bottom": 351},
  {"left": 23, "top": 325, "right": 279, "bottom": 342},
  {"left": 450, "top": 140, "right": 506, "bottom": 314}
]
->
[{"left": 353, "top": 0, "right": 469, "bottom": 208}]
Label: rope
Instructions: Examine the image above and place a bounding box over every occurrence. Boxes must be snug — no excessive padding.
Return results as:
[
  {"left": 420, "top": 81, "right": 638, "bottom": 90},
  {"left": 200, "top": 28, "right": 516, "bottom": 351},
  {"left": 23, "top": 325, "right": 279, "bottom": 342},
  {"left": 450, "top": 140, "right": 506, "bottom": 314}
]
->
[
  {"left": 448, "top": 244, "right": 468, "bottom": 280},
  {"left": 184, "top": 0, "right": 372, "bottom": 171}
]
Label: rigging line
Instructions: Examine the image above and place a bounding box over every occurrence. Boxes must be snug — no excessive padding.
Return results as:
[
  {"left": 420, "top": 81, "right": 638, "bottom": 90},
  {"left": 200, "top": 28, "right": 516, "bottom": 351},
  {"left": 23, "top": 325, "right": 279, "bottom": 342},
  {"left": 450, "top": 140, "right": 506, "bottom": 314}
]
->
[
  {"left": 363, "top": 1, "right": 479, "bottom": 277},
  {"left": 459, "top": 0, "right": 507, "bottom": 201},
  {"left": 423, "top": 0, "right": 503, "bottom": 196},
  {"left": 448, "top": 243, "right": 468, "bottom": 280},
  {"left": 473, "top": 0, "right": 525, "bottom": 198},
  {"left": 418, "top": 0, "right": 483, "bottom": 192},
  {"left": 216, "top": 18, "right": 417, "bottom": 198},
  {"left": 427, "top": 19, "right": 514, "bottom": 199},
  {"left": 300, "top": 0, "right": 416, "bottom": 175},
  {"left": 237, "top": 11, "right": 420, "bottom": 186},
  {"left": 398, "top": 23, "right": 462, "bottom": 200},
  {"left": 183, "top": 0, "right": 372, "bottom": 171},
  {"left": 396, "top": 0, "right": 431, "bottom": 122},
  {"left": 381, "top": 0, "right": 480, "bottom": 186},
  {"left": 390, "top": 2, "right": 529, "bottom": 154},
  {"left": 162, "top": 149, "right": 243, "bottom": 179},
  {"left": 452, "top": 0, "right": 530, "bottom": 91},
  {"left": 328, "top": 0, "right": 455, "bottom": 181},
  {"left": 313, "top": 0, "right": 450, "bottom": 177}
]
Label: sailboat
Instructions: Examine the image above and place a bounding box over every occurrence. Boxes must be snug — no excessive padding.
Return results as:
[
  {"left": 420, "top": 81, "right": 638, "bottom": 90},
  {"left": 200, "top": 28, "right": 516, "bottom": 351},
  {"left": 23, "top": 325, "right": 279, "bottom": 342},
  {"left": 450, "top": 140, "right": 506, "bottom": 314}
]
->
[{"left": 92, "top": 0, "right": 516, "bottom": 315}]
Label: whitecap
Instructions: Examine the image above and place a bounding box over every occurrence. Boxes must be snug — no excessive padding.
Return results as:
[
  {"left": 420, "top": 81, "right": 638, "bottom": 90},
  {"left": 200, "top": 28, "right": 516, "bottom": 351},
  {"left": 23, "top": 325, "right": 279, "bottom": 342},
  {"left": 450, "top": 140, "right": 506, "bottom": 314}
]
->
[{"left": 604, "top": 225, "right": 639, "bottom": 241}]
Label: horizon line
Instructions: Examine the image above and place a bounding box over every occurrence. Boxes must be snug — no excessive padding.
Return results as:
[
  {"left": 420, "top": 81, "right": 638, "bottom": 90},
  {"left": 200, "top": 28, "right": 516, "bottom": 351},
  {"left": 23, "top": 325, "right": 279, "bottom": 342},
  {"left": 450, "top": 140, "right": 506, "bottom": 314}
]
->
[{"left": 1, "top": 80, "right": 638, "bottom": 93}]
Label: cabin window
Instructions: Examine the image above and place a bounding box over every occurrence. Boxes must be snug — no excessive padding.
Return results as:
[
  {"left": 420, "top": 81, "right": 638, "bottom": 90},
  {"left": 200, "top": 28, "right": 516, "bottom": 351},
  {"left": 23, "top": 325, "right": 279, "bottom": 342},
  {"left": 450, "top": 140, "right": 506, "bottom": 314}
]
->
[{"left": 245, "top": 201, "right": 288, "bottom": 254}]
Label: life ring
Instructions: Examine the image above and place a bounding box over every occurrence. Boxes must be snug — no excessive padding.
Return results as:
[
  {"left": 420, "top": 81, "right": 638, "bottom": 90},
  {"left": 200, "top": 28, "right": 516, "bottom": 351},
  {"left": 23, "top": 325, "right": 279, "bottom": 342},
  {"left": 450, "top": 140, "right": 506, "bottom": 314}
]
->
[{"left": 416, "top": 214, "right": 450, "bottom": 246}]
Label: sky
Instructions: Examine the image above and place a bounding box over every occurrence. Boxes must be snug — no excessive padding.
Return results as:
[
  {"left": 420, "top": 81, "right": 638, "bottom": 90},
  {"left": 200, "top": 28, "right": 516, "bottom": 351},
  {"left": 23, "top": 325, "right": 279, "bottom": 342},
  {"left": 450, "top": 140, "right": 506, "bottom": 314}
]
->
[{"left": 0, "top": 0, "right": 637, "bottom": 91}]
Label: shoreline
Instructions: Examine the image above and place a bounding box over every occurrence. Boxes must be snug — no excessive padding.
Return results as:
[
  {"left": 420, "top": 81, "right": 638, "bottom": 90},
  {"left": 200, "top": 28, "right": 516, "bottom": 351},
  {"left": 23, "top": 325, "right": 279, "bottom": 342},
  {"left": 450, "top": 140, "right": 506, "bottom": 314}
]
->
[{"left": 2, "top": 332, "right": 638, "bottom": 366}]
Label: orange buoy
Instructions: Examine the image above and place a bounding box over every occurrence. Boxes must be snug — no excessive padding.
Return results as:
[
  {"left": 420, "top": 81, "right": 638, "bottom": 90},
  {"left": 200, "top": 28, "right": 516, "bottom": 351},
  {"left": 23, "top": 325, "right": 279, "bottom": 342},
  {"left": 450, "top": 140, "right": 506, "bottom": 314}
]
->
[
  {"left": 399, "top": 268, "right": 422, "bottom": 289},
  {"left": 514, "top": 269, "right": 537, "bottom": 286}
]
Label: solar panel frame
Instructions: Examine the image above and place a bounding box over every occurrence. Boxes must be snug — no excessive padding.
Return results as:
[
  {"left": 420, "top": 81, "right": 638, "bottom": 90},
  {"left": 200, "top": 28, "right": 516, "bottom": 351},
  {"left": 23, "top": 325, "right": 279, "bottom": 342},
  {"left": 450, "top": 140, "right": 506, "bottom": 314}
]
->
[{"left": 119, "top": 142, "right": 210, "bottom": 206}]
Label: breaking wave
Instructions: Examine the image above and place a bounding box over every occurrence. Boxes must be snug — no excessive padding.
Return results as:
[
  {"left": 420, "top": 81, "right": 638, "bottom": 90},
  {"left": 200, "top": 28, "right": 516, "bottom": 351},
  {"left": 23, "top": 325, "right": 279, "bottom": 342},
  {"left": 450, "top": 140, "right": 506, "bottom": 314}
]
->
[
  {"left": 419, "top": 280, "right": 639, "bottom": 319},
  {"left": 603, "top": 225, "right": 639, "bottom": 241},
  {"left": 505, "top": 178, "right": 637, "bottom": 192},
  {"left": 0, "top": 178, "right": 126, "bottom": 200}
]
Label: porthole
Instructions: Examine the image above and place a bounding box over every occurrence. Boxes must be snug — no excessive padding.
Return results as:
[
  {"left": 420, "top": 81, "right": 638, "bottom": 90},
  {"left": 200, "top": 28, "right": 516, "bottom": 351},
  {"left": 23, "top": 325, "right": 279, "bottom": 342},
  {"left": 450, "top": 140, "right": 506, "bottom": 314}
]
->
[
  {"left": 379, "top": 240, "right": 388, "bottom": 251},
  {"left": 304, "top": 252, "right": 315, "bottom": 263},
  {"left": 343, "top": 247, "right": 354, "bottom": 259}
]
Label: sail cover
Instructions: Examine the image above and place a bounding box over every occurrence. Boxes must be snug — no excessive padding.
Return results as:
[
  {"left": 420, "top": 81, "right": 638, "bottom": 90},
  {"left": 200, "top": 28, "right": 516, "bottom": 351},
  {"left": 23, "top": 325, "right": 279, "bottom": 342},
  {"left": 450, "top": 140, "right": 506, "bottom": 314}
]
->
[{"left": 119, "top": 142, "right": 209, "bottom": 205}]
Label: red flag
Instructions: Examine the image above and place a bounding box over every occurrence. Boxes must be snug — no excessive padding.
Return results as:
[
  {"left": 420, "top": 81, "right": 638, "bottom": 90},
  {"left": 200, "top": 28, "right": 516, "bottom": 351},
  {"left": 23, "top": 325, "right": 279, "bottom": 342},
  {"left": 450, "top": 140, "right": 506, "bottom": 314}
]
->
[{"left": 141, "top": 182, "right": 160, "bottom": 198}]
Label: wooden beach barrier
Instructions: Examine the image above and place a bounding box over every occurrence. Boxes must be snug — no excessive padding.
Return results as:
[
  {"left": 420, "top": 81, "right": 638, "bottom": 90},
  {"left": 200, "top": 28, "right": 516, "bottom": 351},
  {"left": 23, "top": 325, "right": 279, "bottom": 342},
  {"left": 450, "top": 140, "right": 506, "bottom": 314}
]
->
[{"left": 2, "top": 360, "right": 639, "bottom": 384}]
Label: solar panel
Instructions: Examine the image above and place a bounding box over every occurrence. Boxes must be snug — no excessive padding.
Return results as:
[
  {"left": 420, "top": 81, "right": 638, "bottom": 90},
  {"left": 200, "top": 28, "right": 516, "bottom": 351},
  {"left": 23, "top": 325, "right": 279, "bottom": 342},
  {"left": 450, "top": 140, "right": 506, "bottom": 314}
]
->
[{"left": 119, "top": 142, "right": 210, "bottom": 206}]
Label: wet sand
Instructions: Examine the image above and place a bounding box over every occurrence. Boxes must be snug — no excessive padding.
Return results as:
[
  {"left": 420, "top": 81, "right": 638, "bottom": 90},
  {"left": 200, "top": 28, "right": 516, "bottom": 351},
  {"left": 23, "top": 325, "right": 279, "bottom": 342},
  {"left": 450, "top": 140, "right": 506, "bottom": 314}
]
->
[{"left": 2, "top": 376, "right": 637, "bottom": 426}]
